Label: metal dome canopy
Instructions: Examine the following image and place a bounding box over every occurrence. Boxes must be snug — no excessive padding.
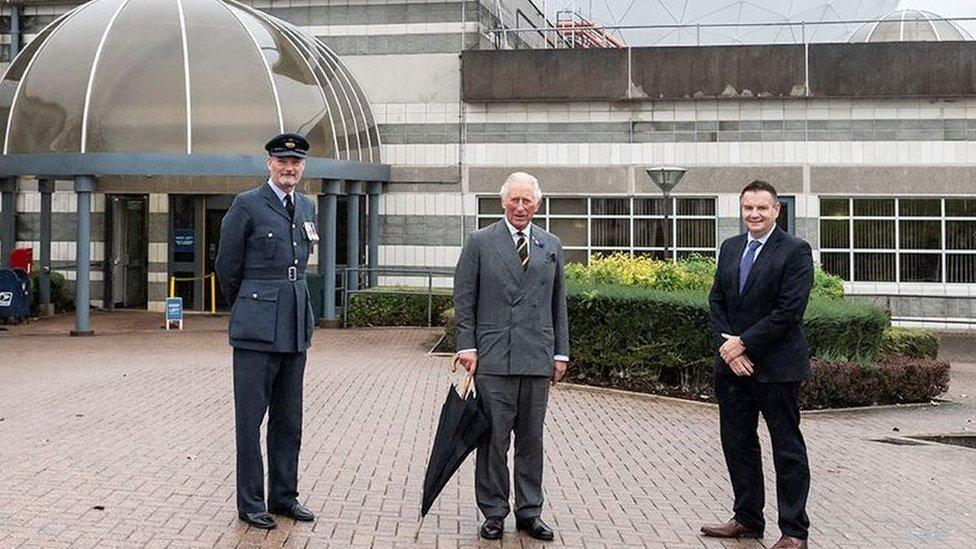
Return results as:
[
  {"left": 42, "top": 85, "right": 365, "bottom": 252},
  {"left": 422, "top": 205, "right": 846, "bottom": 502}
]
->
[
  {"left": 0, "top": 0, "right": 386, "bottom": 180},
  {"left": 849, "top": 9, "right": 973, "bottom": 43}
]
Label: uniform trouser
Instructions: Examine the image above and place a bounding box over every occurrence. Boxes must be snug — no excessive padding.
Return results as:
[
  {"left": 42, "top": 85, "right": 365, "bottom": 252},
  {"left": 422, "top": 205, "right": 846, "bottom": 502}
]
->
[
  {"left": 474, "top": 374, "right": 550, "bottom": 520},
  {"left": 715, "top": 374, "right": 810, "bottom": 539},
  {"left": 233, "top": 348, "right": 307, "bottom": 514}
]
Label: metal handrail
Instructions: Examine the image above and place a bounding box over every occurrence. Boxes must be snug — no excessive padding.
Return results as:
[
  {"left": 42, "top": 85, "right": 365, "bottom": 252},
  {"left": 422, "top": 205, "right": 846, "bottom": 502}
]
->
[
  {"left": 338, "top": 266, "right": 454, "bottom": 328},
  {"left": 492, "top": 16, "right": 976, "bottom": 34},
  {"left": 486, "top": 16, "right": 976, "bottom": 48}
]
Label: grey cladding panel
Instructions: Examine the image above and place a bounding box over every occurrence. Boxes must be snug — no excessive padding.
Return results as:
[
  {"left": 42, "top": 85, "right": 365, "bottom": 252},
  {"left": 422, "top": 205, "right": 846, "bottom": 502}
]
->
[{"left": 461, "top": 49, "right": 629, "bottom": 102}]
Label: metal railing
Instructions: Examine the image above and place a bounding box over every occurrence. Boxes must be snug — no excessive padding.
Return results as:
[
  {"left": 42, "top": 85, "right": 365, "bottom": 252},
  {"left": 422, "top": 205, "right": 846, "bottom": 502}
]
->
[
  {"left": 848, "top": 293, "right": 976, "bottom": 326},
  {"left": 168, "top": 272, "right": 217, "bottom": 314},
  {"left": 484, "top": 16, "right": 976, "bottom": 49},
  {"left": 339, "top": 266, "right": 455, "bottom": 328}
]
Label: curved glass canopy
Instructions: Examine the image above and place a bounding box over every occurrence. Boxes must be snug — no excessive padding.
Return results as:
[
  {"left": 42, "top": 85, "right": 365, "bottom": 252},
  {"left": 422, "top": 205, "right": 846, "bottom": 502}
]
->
[
  {"left": 849, "top": 9, "right": 973, "bottom": 43},
  {"left": 0, "top": 0, "right": 381, "bottom": 163}
]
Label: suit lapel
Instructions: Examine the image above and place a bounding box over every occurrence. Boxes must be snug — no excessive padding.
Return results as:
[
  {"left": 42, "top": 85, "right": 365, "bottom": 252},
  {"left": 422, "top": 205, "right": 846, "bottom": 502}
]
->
[
  {"left": 491, "top": 221, "right": 524, "bottom": 284},
  {"left": 740, "top": 227, "right": 785, "bottom": 298},
  {"left": 729, "top": 234, "right": 747, "bottom": 303},
  {"left": 262, "top": 182, "right": 292, "bottom": 223}
]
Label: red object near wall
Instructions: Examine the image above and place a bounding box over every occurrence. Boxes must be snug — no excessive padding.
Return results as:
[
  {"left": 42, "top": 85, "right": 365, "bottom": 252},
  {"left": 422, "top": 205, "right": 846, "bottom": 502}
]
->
[{"left": 10, "top": 247, "right": 32, "bottom": 273}]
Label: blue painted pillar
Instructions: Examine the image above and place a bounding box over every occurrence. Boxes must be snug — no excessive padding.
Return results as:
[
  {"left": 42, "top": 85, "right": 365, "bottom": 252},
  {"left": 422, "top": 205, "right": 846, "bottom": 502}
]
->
[
  {"left": 367, "top": 181, "right": 383, "bottom": 287},
  {"left": 9, "top": 4, "right": 21, "bottom": 59},
  {"left": 319, "top": 179, "right": 340, "bottom": 325},
  {"left": 71, "top": 175, "right": 95, "bottom": 336},
  {"left": 0, "top": 178, "right": 15, "bottom": 269},
  {"left": 345, "top": 181, "right": 365, "bottom": 292},
  {"left": 38, "top": 178, "right": 55, "bottom": 315}
]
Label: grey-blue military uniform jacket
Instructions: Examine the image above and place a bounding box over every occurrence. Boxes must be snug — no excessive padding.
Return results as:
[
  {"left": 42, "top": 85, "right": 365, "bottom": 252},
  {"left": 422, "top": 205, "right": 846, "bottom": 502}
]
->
[
  {"left": 216, "top": 183, "right": 316, "bottom": 353},
  {"left": 453, "top": 220, "right": 570, "bottom": 376}
]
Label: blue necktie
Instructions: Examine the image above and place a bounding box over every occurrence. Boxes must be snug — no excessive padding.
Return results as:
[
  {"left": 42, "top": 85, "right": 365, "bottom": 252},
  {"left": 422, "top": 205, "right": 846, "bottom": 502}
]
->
[{"left": 739, "top": 240, "right": 762, "bottom": 293}]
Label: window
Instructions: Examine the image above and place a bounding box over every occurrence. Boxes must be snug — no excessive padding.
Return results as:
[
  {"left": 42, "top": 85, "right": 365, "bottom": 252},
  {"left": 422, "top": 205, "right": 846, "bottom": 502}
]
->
[
  {"left": 819, "top": 197, "right": 976, "bottom": 283},
  {"left": 476, "top": 196, "right": 718, "bottom": 263}
]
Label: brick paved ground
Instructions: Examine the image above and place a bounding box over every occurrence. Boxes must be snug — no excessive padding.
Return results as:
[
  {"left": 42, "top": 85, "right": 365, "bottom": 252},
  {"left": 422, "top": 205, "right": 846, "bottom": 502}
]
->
[{"left": 0, "top": 312, "right": 974, "bottom": 548}]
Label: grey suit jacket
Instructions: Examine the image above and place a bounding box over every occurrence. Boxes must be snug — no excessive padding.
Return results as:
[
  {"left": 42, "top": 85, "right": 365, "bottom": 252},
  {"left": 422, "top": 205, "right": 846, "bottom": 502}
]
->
[
  {"left": 215, "top": 183, "right": 317, "bottom": 353},
  {"left": 453, "top": 220, "right": 570, "bottom": 376}
]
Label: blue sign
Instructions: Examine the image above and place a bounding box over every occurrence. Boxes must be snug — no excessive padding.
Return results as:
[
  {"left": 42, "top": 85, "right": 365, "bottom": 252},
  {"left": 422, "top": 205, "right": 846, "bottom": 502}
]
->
[
  {"left": 174, "top": 229, "right": 195, "bottom": 253},
  {"left": 166, "top": 297, "right": 183, "bottom": 321}
]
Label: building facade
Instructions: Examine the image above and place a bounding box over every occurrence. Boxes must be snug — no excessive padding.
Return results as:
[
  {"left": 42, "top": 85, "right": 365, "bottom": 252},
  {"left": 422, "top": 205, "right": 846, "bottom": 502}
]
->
[{"left": 1, "top": 1, "right": 975, "bottom": 328}]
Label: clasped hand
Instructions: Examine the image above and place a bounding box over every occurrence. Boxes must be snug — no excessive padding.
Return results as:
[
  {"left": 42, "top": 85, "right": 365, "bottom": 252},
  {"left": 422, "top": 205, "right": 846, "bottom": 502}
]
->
[{"left": 719, "top": 334, "right": 753, "bottom": 377}]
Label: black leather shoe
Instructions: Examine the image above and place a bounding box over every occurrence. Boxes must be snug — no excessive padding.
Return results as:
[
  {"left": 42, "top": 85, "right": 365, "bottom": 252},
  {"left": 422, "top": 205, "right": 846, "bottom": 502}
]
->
[
  {"left": 270, "top": 502, "right": 315, "bottom": 522},
  {"left": 516, "top": 517, "right": 554, "bottom": 541},
  {"left": 480, "top": 516, "right": 504, "bottom": 540},
  {"left": 238, "top": 511, "right": 277, "bottom": 529}
]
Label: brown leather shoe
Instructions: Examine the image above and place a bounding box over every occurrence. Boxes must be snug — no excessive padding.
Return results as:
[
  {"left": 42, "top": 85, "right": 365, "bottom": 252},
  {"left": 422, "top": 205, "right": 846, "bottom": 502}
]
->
[
  {"left": 700, "top": 519, "right": 762, "bottom": 538},
  {"left": 771, "top": 535, "right": 808, "bottom": 548}
]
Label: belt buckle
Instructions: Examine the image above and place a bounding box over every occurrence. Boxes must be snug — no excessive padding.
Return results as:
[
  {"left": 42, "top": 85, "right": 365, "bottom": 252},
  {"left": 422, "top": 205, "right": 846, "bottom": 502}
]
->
[{"left": 287, "top": 266, "right": 297, "bottom": 281}]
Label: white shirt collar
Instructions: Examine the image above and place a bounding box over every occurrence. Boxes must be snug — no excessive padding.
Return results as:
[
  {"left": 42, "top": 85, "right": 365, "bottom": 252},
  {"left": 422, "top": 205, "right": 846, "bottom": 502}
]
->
[
  {"left": 748, "top": 225, "right": 776, "bottom": 246},
  {"left": 504, "top": 217, "right": 532, "bottom": 239},
  {"left": 267, "top": 179, "right": 293, "bottom": 205}
]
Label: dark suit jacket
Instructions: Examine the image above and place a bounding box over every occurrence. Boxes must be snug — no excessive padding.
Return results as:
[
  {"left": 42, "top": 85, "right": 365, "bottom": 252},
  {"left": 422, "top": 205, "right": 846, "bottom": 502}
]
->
[
  {"left": 708, "top": 227, "right": 814, "bottom": 383},
  {"left": 215, "top": 183, "right": 317, "bottom": 353},
  {"left": 453, "top": 220, "right": 570, "bottom": 376}
]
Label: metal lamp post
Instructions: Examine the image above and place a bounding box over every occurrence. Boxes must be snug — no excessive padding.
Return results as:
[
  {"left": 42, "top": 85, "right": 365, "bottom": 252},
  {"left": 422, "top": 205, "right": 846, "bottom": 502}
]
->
[{"left": 646, "top": 167, "right": 686, "bottom": 261}]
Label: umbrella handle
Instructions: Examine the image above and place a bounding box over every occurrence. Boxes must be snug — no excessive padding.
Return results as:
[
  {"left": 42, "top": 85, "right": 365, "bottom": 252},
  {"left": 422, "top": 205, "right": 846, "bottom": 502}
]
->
[{"left": 459, "top": 373, "right": 473, "bottom": 400}]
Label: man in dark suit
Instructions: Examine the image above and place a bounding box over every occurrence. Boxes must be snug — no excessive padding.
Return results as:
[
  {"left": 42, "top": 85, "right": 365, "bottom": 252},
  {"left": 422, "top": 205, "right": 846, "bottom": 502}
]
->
[
  {"left": 215, "top": 133, "right": 319, "bottom": 530},
  {"left": 453, "top": 172, "right": 570, "bottom": 541},
  {"left": 701, "top": 180, "right": 813, "bottom": 549}
]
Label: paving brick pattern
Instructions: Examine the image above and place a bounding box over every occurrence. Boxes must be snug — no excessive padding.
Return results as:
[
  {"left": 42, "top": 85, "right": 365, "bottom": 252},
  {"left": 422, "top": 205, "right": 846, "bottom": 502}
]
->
[{"left": 0, "top": 313, "right": 974, "bottom": 548}]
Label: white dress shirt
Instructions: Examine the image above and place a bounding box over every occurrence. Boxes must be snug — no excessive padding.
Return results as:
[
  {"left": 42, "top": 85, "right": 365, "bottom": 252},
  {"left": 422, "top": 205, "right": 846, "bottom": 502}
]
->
[
  {"left": 459, "top": 218, "right": 568, "bottom": 363},
  {"left": 742, "top": 225, "right": 777, "bottom": 260},
  {"left": 267, "top": 179, "right": 294, "bottom": 208}
]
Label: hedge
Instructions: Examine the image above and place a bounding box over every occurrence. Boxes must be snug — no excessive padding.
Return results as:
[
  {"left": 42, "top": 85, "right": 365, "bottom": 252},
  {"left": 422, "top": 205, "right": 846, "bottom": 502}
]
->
[
  {"left": 800, "top": 356, "right": 950, "bottom": 409},
  {"left": 345, "top": 287, "right": 453, "bottom": 327},
  {"left": 29, "top": 270, "right": 74, "bottom": 313},
  {"left": 880, "top": 327, "right": 939, "bottom": 359},
  {"left": 566, "top": 282, "right": 890, "bottom": 385},
  {"left": 566, "top": 253, "right": 846, "bottom": 300}
]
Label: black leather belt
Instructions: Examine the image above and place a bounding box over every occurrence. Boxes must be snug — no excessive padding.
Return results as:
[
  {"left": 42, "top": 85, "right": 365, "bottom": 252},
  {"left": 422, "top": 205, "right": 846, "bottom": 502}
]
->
[{"left": 243, "top": 266, "right": 305, "bottom": 281}]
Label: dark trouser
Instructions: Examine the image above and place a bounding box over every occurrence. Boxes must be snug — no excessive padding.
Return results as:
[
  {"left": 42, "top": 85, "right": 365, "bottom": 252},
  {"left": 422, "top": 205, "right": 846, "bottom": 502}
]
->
[
  {"left": 233, "top": 348, "right": 307, "bottom": 514},
  {"left": 474, "top": 374, "right": 550, "bottom": 520},
  {"left": 715, "top": 374, "right": 810, "bottom": 539}
]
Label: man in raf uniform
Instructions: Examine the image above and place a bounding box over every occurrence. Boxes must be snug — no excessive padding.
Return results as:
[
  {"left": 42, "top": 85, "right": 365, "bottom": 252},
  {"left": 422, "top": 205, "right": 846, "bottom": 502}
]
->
[{"left": 216, "top": 133, "right": 319, "bottom": 530}]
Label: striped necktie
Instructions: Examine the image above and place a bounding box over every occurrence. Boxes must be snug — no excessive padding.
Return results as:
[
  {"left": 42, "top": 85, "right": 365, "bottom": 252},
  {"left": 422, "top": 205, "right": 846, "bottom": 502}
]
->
[{"left": 516, "top": 231, "right": 529, "bottom": 270}]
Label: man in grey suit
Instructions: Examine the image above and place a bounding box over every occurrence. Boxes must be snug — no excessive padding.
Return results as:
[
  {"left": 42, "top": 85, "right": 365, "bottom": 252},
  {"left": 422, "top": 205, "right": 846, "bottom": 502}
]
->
[
  {"left": 216, "top": 133, "right": 319, "bottom": 530},
  {"left": 453, "top": 172, "right": 570, "bottom": 541}
]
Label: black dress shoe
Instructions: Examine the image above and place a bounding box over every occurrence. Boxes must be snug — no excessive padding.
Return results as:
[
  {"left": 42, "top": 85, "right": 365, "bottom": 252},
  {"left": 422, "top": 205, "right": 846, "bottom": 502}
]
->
[
  {"left": 238, "top": 511, "right": 277, "bottom": 529},
  {"left": 516, "top": 517, "right": 554, "bottom": 541},
  {"left": 479, "top": 516, "right": 504, "bottom": 540},
  {"left": 270, "top": 502, "right": 315, "bottom": 522}
]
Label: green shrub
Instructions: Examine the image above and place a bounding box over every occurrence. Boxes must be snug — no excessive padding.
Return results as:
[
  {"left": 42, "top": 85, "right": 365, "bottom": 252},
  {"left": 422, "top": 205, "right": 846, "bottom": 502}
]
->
[
  {"left": 567, "top": 284, "right": 714, "bottom": 388},
  {"left": 29, "top": 269, "right": 75, "bottom": 313},
  {"left": 880, "top": 327, "right": 939, "bottom": 359},
  {"left": 346, "top": 287, "right": 452, "bottom": 327},
  {"left": 805, "top": 299, "right": 890, "bottom": 363},
  {"left": 565, "top": 282, "right": 888, "bottom": 390},
  {"left": 812, "top": 267, "right": 845, "bottom": 300},
  {"left": 440, "top": 307, "right": 457, "bottom": 351},
  {"left": 800, "top": 356, "right": 950, "bottom": 409},
  {"left": 565, "top": 253, "right": 845, "bottom": 299}
]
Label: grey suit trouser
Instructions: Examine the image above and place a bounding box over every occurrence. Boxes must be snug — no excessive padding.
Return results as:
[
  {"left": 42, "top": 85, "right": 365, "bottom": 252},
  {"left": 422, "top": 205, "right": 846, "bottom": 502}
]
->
[{"left": 474, "top": 374, "right": 550, "bottom": 520}]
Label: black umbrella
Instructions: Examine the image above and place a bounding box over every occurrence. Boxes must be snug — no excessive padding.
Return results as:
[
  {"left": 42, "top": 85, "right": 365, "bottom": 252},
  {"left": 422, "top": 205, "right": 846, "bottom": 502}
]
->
[{"left": 415, "top": 361, "right": 490, "bottom": 539}]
